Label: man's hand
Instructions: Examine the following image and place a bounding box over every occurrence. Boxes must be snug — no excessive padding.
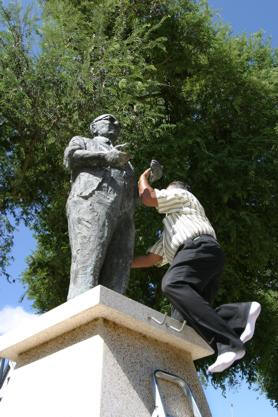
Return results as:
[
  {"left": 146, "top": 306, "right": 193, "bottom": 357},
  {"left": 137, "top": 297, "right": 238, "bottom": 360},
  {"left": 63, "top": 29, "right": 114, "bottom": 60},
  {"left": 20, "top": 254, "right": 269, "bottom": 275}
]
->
[
  {"left": 140, "top": 168, "right": 151, "bottom": 179},
  {"left": 107, "top": 148, "right": 130, "bottom": 167},
  {"left": 138, "top": 168, "right": 158, "bottom": 207},
  {"left": 131, "top": 253, "right": 162, "bottom": 268}
]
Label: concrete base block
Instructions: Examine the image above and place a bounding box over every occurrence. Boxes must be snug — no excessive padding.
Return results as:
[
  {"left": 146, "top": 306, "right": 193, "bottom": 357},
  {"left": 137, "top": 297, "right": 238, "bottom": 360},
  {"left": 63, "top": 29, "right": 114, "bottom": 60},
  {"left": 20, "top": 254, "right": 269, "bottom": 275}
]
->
[{"left": 0, "top": 285, "right": 213, "bottom": 417}]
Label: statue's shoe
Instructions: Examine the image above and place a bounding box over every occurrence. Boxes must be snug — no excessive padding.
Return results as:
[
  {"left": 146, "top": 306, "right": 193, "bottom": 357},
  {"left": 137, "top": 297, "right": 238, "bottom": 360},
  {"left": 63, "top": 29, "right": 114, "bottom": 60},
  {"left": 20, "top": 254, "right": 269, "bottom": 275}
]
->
[
  {"left": 149, "top": 159, "right": 163, "bottom": 183},
  {"left": 208, "top": 349, "right": 246, "bottom": 374},
  {"left": 240, "top": 302, "right": 261, "bottom": 343}
]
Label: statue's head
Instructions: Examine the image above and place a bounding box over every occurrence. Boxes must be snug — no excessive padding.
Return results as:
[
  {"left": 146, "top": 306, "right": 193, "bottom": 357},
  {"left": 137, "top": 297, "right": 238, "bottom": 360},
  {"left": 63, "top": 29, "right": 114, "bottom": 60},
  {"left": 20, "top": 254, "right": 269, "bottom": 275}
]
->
[{"left": 90, "top": 114, "right": 120, "bottom": 140}]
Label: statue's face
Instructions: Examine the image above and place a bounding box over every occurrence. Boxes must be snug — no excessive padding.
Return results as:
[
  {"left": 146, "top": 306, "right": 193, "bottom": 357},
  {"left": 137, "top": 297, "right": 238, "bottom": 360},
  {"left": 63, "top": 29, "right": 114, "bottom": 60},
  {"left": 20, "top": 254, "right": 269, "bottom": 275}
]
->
[{"left": 93, "top": 117, "right": 120, "bottom": 140}]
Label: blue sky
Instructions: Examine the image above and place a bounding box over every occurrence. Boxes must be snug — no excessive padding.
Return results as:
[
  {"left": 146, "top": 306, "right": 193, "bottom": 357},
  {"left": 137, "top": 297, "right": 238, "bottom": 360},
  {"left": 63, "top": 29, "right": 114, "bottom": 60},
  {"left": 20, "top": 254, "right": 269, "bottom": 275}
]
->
[
  {"left": 1, "top": 0, "right": 278, "bottom": 416},
  {"left": 208, "top": 0, "right": 278, "bottom": 47}
]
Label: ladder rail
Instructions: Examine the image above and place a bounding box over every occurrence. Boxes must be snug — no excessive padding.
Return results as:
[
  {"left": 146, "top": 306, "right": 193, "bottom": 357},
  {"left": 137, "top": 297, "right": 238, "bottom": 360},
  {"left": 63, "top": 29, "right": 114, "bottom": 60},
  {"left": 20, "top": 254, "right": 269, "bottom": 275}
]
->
[
  {"left": 0, "top": 358, "right": 10, "bottom": 391},
  {"left": 152, "top": 369, "right": 204, "bottom": 417}
]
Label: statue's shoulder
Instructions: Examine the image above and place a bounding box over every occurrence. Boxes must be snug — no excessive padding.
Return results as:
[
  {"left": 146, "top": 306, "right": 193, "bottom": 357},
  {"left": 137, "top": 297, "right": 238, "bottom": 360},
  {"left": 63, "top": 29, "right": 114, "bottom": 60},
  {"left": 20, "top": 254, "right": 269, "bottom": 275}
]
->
[{"left": 68, "top": 135, "right": 89, "bottom": 148}]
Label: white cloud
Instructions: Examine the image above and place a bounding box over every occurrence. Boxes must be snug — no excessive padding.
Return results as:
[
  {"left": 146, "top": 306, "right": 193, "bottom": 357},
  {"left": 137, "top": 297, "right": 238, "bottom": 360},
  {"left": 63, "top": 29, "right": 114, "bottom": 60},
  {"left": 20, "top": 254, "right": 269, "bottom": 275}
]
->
[{"left": 0, "top": 306, "right": 37, "bottom": 335}]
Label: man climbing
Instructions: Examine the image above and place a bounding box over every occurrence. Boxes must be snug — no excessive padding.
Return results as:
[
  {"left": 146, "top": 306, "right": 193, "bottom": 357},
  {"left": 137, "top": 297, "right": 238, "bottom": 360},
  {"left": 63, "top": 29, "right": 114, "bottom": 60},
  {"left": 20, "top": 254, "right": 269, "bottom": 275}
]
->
[{"left": 132, "top": 168, "right": 261, "bottom": 373}]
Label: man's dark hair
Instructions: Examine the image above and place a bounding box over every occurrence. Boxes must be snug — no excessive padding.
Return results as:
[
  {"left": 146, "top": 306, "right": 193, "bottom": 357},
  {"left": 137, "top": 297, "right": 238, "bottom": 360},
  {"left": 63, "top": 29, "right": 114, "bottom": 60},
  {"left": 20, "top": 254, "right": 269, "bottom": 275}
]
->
[{"left": 167, "top": 181, "right": 191, "bottom": 191}]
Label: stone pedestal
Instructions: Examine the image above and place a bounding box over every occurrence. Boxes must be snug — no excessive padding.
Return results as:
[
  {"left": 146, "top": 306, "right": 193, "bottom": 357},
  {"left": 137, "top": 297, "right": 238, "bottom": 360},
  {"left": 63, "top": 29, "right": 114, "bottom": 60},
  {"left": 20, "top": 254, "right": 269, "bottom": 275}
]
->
[{"left": 0, "top": 285, "right": 213, "bottom": 417}]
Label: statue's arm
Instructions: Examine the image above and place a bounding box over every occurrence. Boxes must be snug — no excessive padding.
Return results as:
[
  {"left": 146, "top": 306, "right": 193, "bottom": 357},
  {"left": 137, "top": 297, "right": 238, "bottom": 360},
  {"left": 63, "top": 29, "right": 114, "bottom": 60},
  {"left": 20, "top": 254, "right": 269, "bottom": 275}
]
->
[
  {"left": 64, "top": 136, "right": 130, "bottom": 169},
  {"left": 71, "top": 149, "right": 111, "bottom": 167}
]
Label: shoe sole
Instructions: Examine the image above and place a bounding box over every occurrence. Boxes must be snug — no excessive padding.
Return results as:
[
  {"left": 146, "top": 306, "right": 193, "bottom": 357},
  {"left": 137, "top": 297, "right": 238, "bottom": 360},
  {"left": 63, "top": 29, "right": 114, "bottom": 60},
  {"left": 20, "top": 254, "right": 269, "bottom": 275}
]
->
[
  {"left": 236, "top": 349, "right": 246, "bottom": 360},
  {"left": 240, "top": 302, "right": 261, "bottom": 343},
  {"left": 208, "top": 349, "right": 246, "bottom": 373}
]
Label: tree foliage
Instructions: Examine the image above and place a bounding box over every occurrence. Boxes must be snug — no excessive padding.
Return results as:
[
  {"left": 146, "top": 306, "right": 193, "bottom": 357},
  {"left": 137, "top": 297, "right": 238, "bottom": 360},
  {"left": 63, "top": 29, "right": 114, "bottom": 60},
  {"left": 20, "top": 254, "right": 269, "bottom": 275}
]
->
[{"left": 1, "top": 0, "right": 278, "bottom": 406}]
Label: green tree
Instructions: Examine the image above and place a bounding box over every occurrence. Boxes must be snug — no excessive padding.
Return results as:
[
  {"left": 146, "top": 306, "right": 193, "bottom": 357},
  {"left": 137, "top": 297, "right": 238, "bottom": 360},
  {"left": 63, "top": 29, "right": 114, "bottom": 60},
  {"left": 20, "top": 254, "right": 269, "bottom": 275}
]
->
[{"left": 1, "top": 0, "right": 278, "bottom": 406}]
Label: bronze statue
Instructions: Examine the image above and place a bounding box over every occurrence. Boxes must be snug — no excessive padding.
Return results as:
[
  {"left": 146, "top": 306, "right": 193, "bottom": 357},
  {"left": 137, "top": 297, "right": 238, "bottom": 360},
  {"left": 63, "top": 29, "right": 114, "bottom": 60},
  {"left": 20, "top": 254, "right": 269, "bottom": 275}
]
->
[{"left": 64, "top": 114, "right": 136, "bottom": 299}]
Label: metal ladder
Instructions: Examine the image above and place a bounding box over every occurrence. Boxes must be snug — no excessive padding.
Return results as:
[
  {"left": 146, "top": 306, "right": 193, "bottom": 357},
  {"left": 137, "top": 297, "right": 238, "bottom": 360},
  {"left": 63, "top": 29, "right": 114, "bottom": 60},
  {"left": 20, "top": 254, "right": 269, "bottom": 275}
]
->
[
  {"left": 0, "top": 358, "right": 13, "bottom": 402},
  {"left": 152, "top": 370, "right": 204, "bottom": 417}
]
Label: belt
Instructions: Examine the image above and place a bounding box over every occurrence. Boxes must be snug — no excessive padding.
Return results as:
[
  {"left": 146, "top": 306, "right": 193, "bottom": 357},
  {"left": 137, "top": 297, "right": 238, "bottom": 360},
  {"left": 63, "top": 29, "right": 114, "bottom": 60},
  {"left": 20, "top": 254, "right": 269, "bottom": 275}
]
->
[
  {"left": 193, "top": 234, "right": 216, "bottom": 241},
  {"left": 176, "top": 234, "right": 218, "bottom": 255}
]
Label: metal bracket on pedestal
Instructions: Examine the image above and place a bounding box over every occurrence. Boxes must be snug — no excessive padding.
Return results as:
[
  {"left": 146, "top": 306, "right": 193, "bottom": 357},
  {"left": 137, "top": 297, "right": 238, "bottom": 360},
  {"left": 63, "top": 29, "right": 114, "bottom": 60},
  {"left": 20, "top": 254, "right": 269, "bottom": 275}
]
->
[
  {"left": 148, "top": 313, "right": 168, "bottom": 326},
  {"left": 148, "top": 313, "right": 186, "bottom": 333},
  {"left": 151, "top": 370, "right": 204, "bottom": 417},
  {"left": 165, "top": 320, "right": 186, "bottom": 333}
]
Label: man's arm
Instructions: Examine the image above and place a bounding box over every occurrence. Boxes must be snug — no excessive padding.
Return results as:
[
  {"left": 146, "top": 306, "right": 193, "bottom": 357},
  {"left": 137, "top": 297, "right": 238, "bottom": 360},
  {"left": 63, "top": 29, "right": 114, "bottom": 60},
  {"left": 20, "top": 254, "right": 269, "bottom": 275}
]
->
[
  {"left": 138, "top": 169, "right": 158, "bottom": 207},
  {"left": 131, "top": 253, "right": 163, "bottom": 268}
]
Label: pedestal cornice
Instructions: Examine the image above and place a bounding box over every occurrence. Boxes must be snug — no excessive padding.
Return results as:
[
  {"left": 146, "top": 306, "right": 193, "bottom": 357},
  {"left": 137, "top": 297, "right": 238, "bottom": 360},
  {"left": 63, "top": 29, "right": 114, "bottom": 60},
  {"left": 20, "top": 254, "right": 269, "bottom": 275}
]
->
[{"left": 0, "top": 285, "right": 213, "bottom": 361}]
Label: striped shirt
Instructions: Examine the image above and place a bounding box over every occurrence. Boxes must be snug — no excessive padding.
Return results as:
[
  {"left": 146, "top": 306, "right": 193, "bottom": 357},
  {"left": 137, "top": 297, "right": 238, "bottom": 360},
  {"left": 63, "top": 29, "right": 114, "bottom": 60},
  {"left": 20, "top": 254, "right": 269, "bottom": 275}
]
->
[{"left": 148, "top": 188, "right": 216, "bottom": 266}]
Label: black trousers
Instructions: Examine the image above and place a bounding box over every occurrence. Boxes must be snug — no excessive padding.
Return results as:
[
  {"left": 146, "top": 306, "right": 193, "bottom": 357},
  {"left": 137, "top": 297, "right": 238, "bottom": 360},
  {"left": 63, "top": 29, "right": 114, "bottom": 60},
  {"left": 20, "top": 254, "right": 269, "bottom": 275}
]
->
[{"left": 161, "top": 235, "right": 247, "bottom": 354}]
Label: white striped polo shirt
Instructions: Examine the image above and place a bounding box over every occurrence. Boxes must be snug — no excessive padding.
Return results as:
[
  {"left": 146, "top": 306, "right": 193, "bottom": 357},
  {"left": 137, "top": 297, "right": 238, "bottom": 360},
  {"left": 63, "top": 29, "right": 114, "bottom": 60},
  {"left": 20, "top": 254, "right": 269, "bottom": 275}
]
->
[{"left": 148, "top": 188, "right": 216, "bottom": 266}]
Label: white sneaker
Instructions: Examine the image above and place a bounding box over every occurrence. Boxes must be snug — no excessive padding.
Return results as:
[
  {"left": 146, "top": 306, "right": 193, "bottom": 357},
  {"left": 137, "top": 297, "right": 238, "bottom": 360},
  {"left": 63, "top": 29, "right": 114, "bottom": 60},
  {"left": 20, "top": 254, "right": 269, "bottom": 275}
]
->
[
  {"left": 208, "top": 349, "right": 245, "bottom": 374},
  {"left": 240, "top": 302, "right": 261, "bottom": 343}
]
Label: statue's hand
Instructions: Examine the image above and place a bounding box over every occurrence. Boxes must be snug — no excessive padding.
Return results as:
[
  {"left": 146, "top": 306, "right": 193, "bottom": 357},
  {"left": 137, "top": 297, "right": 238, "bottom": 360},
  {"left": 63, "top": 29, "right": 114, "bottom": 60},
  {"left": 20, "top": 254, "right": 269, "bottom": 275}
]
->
[
  {"left": 114, "top": 143, "right": 128, "bottom": 151},
  {"left": 107, "top": 148, "right": 131, "bottom": 167}
]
